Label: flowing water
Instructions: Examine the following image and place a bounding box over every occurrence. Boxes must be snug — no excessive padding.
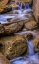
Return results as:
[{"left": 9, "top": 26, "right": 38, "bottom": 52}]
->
[
  {"left": 10, "top": 41, "right": 39, "bottom": 64},
  {"left": 0, "top": 3, "right": 39, "bottom": 64},
  {"left": 10, "top": 31, "right": 39, "bottom": 64},
  {"left": 27, "top": 40, "right": 34, "bottom": 55},
  {"left": 0, "top": 14, "right": 39, "bottom": 64}
]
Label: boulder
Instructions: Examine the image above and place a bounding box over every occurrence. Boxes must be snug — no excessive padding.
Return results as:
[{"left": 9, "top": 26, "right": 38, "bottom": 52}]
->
[
  {"left": 4, "top": 22, "right": 23, "bottom": 35},
  {"left": 0, "top": 35, "right": 27, "bottom": 60},
  {"left": 0, "top": 53, "right": 10, "bottom": 64},
  {"left": 25, "top": 19, "right": 37, "bottom": 30},
  {"left": 33, "top": 0, "right": 39, "bottom": 21},
  {"left": 0, "top": 5, "right": 12, "bottom": 14},
  {"left": 0, "top": 22, "right": 23, "bottom": 36},
  {"left": 33, "top": 35, "right": 39, "bottom": 53}
]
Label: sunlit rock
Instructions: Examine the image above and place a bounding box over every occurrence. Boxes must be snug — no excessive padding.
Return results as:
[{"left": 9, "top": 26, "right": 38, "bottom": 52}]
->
[
  {"left": 0, "top": 53, "right": 10, "bottom": 64},
  {"left": 0, "top": 5, "right": 12, "bottom": 14},
  {"left": 0, "top": 22, "right": 23, "bottom": 36},
  {"left": 25, "top": 19, "right": 37, "bottom": 30},
  {"left": 33, "top": 35, "right": 39, "bottom": 53},
  {"left": 0, "top": 35, "right": 27, "bottom": 60}
]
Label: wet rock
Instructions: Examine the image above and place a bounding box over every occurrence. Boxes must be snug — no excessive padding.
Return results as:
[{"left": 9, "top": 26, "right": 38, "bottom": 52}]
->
[
  {"left": 13, "top": 10, "right": 22, "bottom": 14},
  {"left": 33, "top": 0, "right": 39, "bottom": 21},
  {"left": 0, "top": 5, "right": 12, "bottom": 14},
  {"left": 0, "top": 22, "right": 23, "bottom": 36},
  {"left": 0, "top": 53, "right": 10, "bottom": 64},
  {"left": 4, "top": 22, "right": 23, "bottom": 35},
  {"left": 33, "top": 35, "right": 39, "bottom": 53},
  {"left": 0, "top": 24, "right": 5, "bottom": 34},
  {"left": 0, "top": 35, "right": 27, "bottom": 60},
  {"left": 25, "top": 19, "right": 37, "bottom": 30},
  {"left": 23, "top": 9, "right": 32, "bottom": 14},
  {"left": 26, "top": 33, "right": 34, "bottom": 41}
]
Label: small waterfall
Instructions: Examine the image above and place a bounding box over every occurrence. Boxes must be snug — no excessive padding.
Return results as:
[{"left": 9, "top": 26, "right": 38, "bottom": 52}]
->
[{"left": 27, "top": 40, "right": 34, "bottom": 55}]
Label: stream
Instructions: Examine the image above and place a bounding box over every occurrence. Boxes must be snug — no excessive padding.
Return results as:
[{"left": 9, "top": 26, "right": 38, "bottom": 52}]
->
[
  {"left": 0, "top": 10, "right": 39, "bottom": 64},
  {"left": 10, "top": 38, "right": 39, "bottom": 64}
]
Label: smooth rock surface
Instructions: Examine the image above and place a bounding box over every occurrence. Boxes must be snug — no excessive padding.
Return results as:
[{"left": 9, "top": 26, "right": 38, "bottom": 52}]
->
[
  {"left": 25, "top": 19, "right": 37, "bottom": 30},
  {"left": 0, "top": 53, "right": 10, "bottom": 64}
]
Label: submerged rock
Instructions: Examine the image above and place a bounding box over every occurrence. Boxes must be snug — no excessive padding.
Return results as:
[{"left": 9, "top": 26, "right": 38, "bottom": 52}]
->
[
  {"left": 0, "top": 35, "right": 27, "bottom": 60},
  {"left": 0, "top": 53, "right": 10, "bottom": 64},
  {"left": 13, "top": 10, "right": 22, "bottom": 14}
]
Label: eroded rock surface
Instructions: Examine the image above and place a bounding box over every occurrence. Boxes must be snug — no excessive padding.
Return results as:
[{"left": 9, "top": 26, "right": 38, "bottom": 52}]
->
[
  {"left": 0, "top": 22, "right": 23, "bottom": 36},
  {"left": 0, "top": 35, "right": 27, "bottom": 60},
  {"left": 25, "top": 19, "right": 37, "bottom": 30}
]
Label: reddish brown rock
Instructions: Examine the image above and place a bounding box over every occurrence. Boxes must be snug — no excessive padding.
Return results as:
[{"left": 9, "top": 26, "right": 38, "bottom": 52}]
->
[
  {"left": 0, "top": 53, "right": 10, "bottom": 64},
  {"left": 33, "top": 0, "right": 39, "bottom": 21},
  {"left": 25, "top": 19, "right": 37, "bottom": 30}
]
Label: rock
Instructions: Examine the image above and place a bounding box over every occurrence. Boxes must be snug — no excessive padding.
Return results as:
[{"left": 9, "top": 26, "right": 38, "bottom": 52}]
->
[
  {"left": 4, "top": 22, "right": 23, "bottom": 35},
  {"left": 0, "top": 35, "right": 27, "bottom": 60},
  {"left": 13, "top": 10, "right": 22, "bottom": 14},
  {"left": 26, "top": 33, "right": 34, "bottom": 41},
  {"left": 0, "top": 53, "right": 10, "bottom": 64},
  {"left": 0, "top": 24, "right": 5, "bottom": 34},
  {"left": 25, "top": 19, "right": 37, "bottom": 30},
  {"left": 23, "top": 9, "right": 32, "bottom": 14},
  {"left": 0, "top": 5, "right": 12, "bottom": 14},
  {"left": 33, "top": 0, "right": 39, "bottom": 21},
  {"left": 0, "top": 22, "right": 23, "bottom": 36},
  {"left": 18, "top": 0, "right": 32, "bottom": 3},
  {"left": 0, "top": 0, "right": 9, "bottom": 7},
  {"left": 33, "top": 35, "right": 39, "bottom": 53}
]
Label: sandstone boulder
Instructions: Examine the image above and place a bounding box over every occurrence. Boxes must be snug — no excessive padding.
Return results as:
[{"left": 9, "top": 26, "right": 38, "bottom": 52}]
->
[
  {"left": 0, "top": 35, "right": 27, "bottom": 60},
  {"left": 0, "top": 22, "right": 23, "bottom": 36},
  {"left": 25, "top": 19, "right": 37, "bottom": 30}
]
